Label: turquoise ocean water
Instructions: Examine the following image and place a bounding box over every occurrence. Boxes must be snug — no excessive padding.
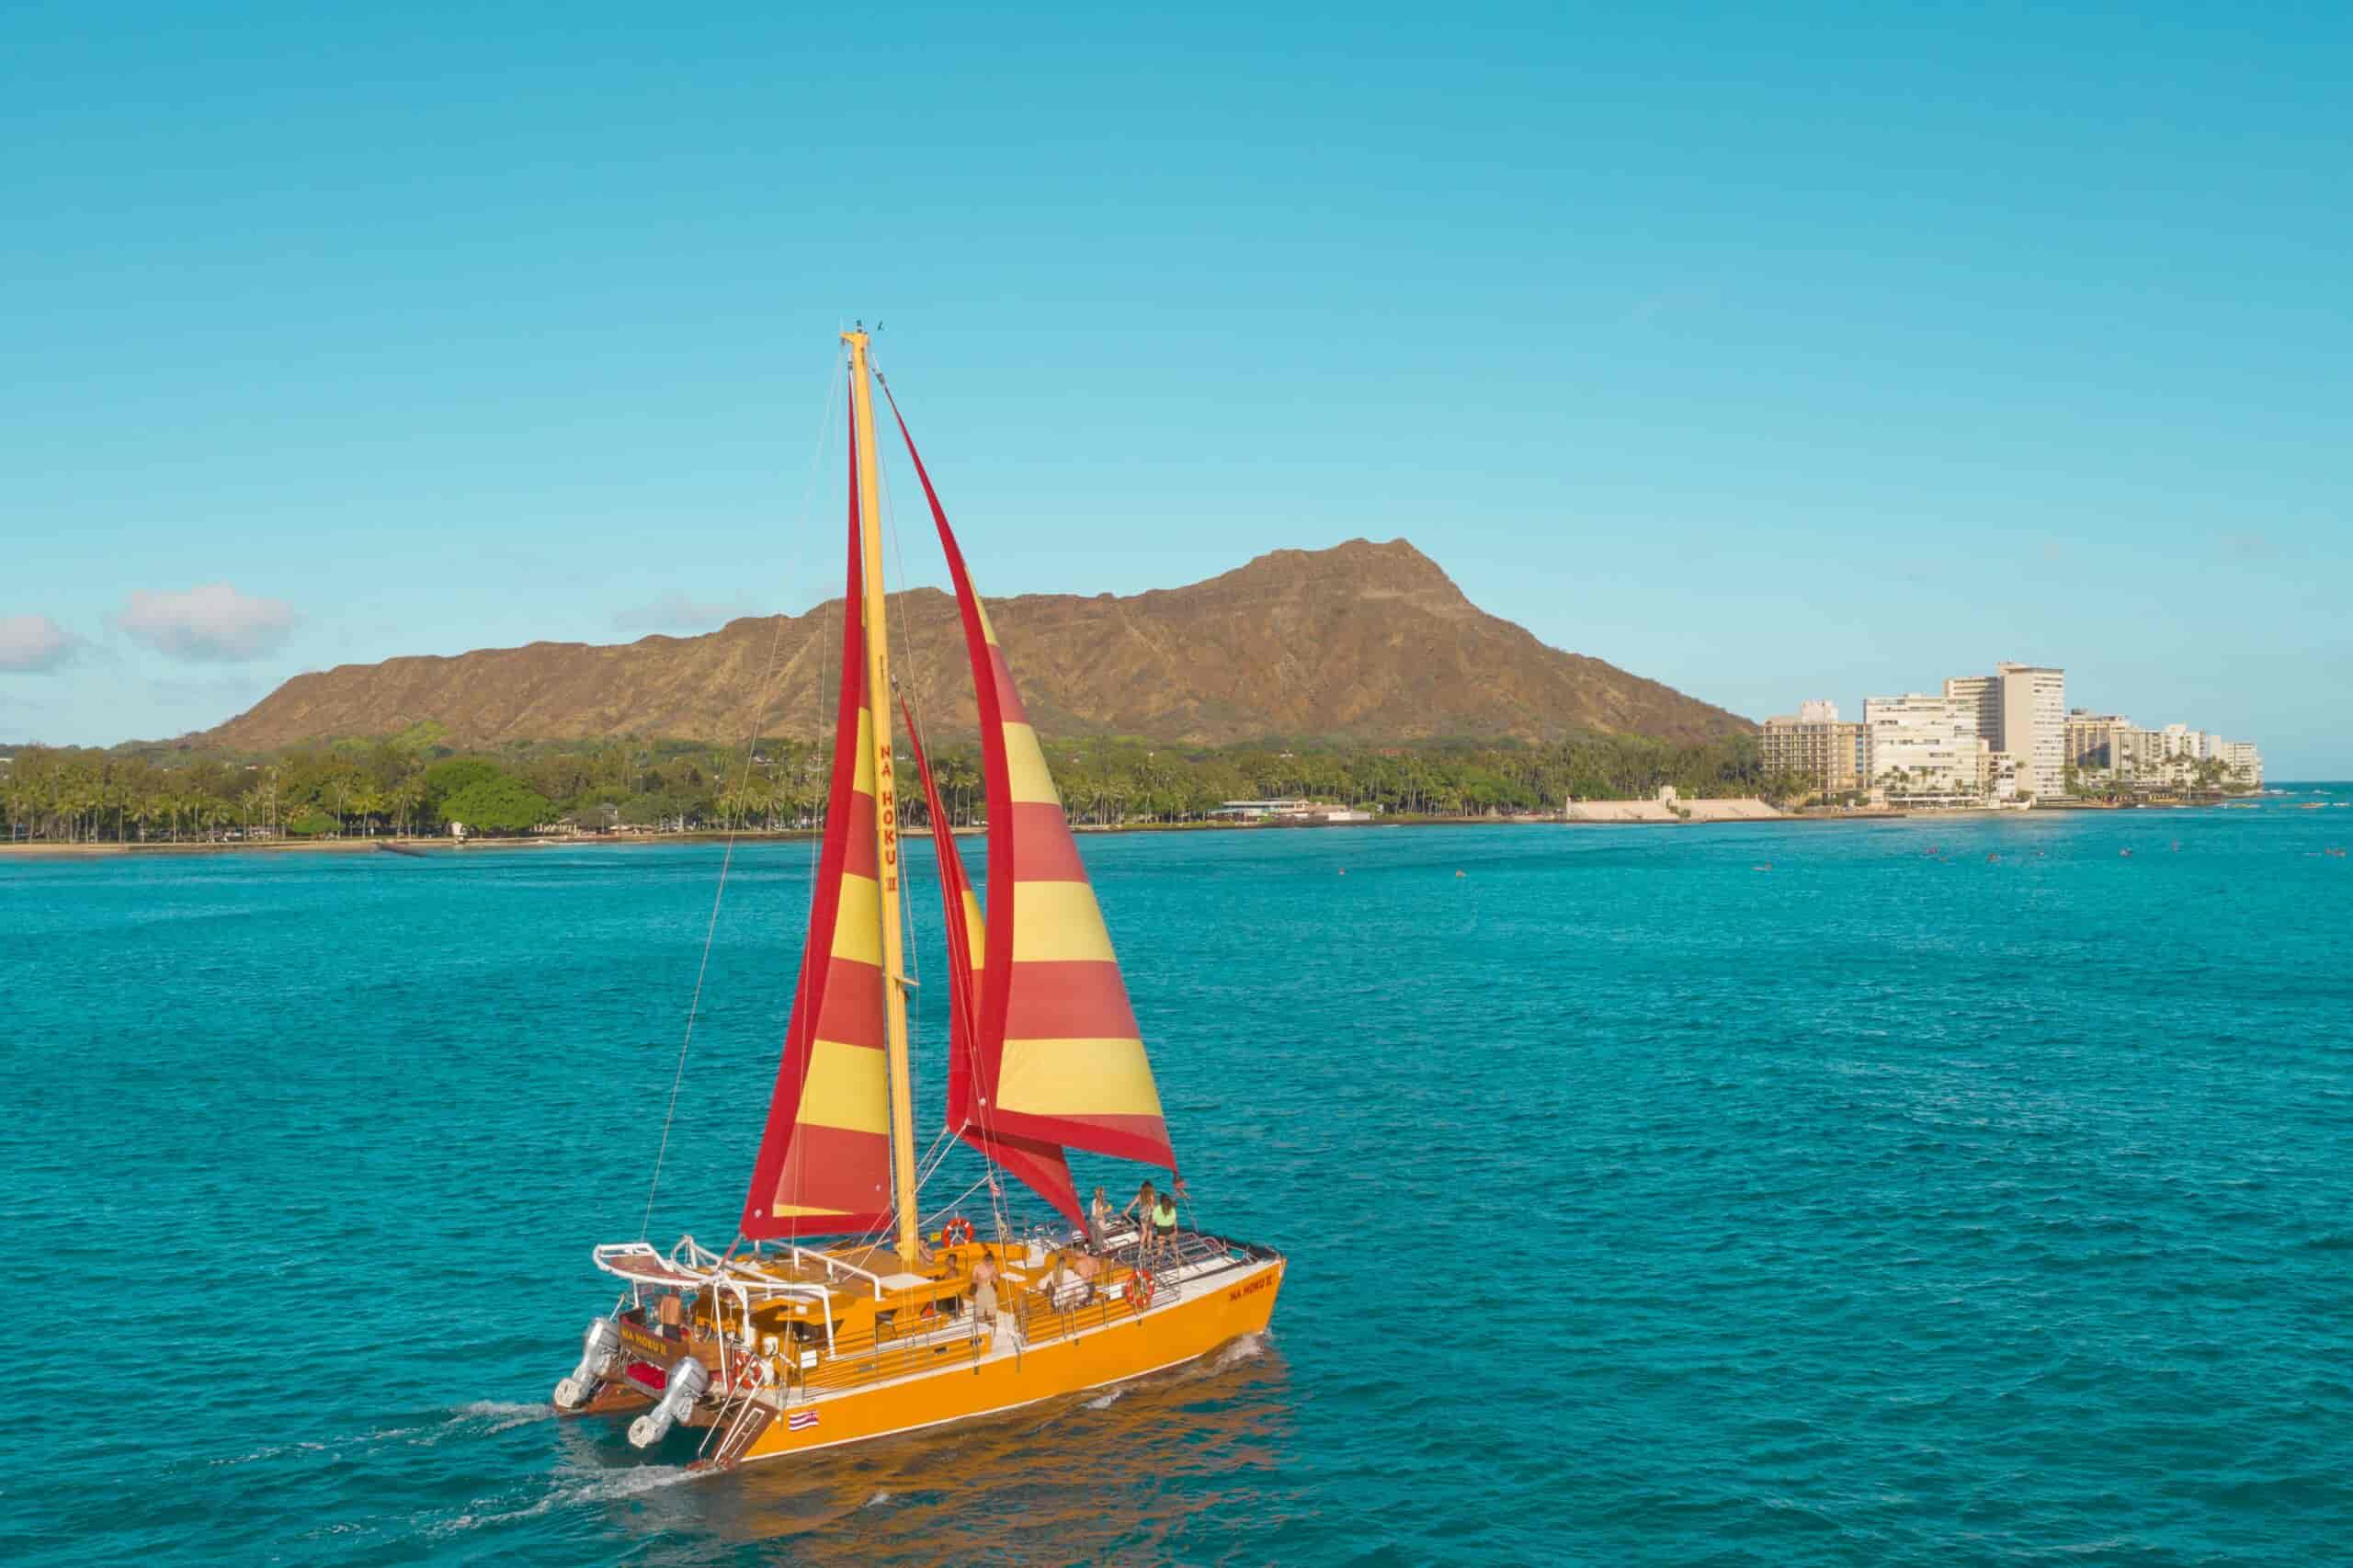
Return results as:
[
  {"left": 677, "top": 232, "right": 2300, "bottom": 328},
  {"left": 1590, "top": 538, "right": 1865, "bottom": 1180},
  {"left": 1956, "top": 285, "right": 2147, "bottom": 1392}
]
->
[{"left": 6, "top": 792, "right": 2351, "bottom": 1564}]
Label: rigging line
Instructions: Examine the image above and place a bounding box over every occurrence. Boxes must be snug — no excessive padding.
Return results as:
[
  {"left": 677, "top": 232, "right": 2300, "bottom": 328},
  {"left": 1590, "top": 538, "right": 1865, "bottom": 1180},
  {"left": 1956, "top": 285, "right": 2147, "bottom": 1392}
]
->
[
  {"left": 642, "top": 350, "right": 844, "bottom": 1242},
  {"left": 785, "top": 358, "right": 850, "bottom": 1217},
  {"left": 919, "top": 1174, "right": 995, "bottom": 1229},
  {"left": 841, "top": 1124, "right": 963, "bottom": 1261}
]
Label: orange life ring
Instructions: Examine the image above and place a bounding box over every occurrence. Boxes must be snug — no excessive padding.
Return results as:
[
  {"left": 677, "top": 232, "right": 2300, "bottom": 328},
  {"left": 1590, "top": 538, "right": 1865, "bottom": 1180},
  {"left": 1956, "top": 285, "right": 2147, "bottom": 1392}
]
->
[
  {"left": 942, "top": 1217, "right": 975, "bottom": 1246},
  {"left": 733, "top": 1355, "right": 766, "bottom": 1392},
  {"left": 1134, "top": 1267, "right": 1156, "bottom": 1309}
]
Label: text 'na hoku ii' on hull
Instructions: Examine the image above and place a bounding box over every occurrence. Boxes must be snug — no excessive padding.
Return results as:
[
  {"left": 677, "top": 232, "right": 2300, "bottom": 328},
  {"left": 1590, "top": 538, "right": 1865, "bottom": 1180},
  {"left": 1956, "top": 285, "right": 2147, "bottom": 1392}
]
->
[{"left": 545, "top": 329, "right": 1284, "bottom": 1469}]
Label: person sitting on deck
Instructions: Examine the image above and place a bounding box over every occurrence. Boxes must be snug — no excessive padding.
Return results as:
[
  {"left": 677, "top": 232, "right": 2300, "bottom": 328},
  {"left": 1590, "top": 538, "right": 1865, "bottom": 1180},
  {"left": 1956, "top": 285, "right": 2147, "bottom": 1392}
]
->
[{"left": 1044, "top": 1251, "right": 1087, "bottom": 1309}]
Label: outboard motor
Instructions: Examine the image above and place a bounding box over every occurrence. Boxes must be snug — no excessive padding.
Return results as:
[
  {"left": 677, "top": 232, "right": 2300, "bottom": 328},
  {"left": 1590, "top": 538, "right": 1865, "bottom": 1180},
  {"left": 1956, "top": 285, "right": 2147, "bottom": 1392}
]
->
[
  {"left": 552, "top": 1317, "right": 622, "bottom": 1411},
  {"left": 627, "top": 1355, "right": 710, "bottom": 1449}
]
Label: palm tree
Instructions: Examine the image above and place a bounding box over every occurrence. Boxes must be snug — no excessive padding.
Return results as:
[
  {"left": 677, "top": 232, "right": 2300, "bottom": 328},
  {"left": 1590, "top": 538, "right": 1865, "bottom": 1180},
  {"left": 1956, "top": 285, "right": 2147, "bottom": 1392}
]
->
[
  {"left": 347, "top": 781, "right": 388, "bottom": 836},
  {"left": 388, "top": 777, "right": 425, "bottom": 838}
]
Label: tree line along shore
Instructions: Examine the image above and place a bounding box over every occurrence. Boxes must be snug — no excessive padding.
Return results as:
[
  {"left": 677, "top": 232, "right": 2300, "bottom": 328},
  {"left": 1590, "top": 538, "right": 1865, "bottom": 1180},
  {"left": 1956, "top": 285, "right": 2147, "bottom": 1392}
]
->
[{"left": 0, "top": 730, "right": 1800, "bottom": 846}]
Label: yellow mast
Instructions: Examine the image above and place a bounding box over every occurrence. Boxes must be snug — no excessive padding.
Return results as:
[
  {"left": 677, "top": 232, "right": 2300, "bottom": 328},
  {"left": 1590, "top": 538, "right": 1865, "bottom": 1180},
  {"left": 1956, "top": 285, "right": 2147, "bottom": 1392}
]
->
[{"left": 844, "top": 327, "right": 920, "bottom": 1264}]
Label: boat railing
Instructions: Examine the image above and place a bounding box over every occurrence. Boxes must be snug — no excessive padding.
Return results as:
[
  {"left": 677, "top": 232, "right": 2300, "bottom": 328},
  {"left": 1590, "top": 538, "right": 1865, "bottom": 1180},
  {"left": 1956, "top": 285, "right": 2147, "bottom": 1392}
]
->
[
  {"left": 789, "top": 1313, "right": 991, "bottom": 1396},
  {"left": 1013, "top": 1281, "right": 1143, "bottom": 1348},
  {"left": 1010, "top": 1234, "right": 1239, "bottom": 1341}
]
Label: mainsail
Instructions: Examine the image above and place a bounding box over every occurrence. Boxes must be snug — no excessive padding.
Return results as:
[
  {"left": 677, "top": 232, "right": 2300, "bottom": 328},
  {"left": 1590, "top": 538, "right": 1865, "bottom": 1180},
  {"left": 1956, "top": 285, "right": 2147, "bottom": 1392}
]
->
[
  {"left": 904, "top": 704, "right": 1083, "bottom": 1222},
  {"left": 882, "top": 385, "right": 1177, "bottom": 1173},
  {"left": 740, "top": 414, "right": 895, "bottom": 1240}
]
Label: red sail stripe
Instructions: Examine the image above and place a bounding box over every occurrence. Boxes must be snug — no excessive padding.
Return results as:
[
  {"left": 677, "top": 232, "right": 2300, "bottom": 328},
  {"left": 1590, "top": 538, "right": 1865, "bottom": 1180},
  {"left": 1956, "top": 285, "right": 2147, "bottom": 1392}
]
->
[
  {"left": 984, "top": 647, "right": 1031, "bottom": 725},
  {"left": 773, "top": 1123, "right": 896, "bottom": 1215},
  {"left": 1005, "top": 802, "right": 1089, "bottom": 881},
  {"left": 977, "top": 1110, "right": 1171, "bottom": 1168},
  {"left": 812, "top": 954, "right": 889, "bottom": 1048},
  {"left": 1002, "top": 960, "right": 1143, "bottom": 1042},
  {"left": 739, "top": 388, "right": 895, "bottom": 1240},
  {"left": 837, "top": 791, "right": 880, "bottom": 879}
]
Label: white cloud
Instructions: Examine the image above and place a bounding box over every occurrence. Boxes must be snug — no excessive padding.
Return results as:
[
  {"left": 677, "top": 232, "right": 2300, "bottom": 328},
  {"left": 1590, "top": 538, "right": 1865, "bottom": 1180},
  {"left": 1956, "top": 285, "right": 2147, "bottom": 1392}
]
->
[
  {"left": 117, "top": 583, "right": 300, "bottom": 663},
  {"left": 0, "top": 614, "right": 85, "bottom": 673},
  {"left": 611, "top": 593, "right": 756, "bottom": 633}
]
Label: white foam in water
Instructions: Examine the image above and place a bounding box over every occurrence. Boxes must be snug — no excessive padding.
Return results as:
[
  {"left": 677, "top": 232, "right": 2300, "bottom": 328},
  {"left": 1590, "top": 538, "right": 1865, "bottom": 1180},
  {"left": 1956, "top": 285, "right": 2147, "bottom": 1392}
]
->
[
  {"left": 1216, "top": 1333, "right": 1266, "bottom": 1368},
  {"left": 452, "top": 1400, "right": 555, "bottom": 1435},
  {"left": 1083, "top": 1388, "right": 1125, "bottom": 1410},
  {"left": 436, "top": 1466, "right": 699, "bottom": 1536},
  {"left": 865, "top": 1490, "right": 894, "bottom": 1508}
]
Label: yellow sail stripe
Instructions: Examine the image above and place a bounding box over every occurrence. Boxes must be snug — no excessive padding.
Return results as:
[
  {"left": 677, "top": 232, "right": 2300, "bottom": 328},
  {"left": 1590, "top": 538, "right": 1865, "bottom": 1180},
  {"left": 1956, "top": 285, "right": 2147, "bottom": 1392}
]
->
[
  {"left": 1009, "top": 881, "right": 1119, "bottom": 963},
  {"left": 831, "top": 872, "right": 881, "bottom": 961},
  {"left": 1001, "top": 722, "right": 1061, "bottom": 806},
  {"left": 851, "top": 709, "right": 875, "bottom": 790},
  {"left": 999, "top": 1036, "right": 1166, "bottom": 1118},
  {"left": 961, "top": 889, "right": 986, "bottom": 971},
  {"left": 768, "top": 1204, "right": 857, "bottom": 1219},
  {"left": 974, "top": 597, "right": 999, "bottom": 647},
  {"left": 796, "top": 1037, "right": 891, "bottom": 1134}
]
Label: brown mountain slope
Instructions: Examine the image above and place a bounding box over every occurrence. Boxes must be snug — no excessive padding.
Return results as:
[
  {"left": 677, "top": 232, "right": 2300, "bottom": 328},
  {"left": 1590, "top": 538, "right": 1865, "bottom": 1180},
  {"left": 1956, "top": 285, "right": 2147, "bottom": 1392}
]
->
[{"left": 204, "top": 540, "right": 1751, "bottom": 750}]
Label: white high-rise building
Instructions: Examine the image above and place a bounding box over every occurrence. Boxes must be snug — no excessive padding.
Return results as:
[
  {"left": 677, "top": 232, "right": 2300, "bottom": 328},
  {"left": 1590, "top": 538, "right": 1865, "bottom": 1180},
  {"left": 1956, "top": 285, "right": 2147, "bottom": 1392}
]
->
[
  {"left": 1796, "top": 699, "right": 1840, "bottom": 722},
  {"left": 2160, "top": 723, "right": 2211, "bottom": 760},
  {"left": 1864, "top": 694, "right": 1987, "bottom": 801},
  {"left": 1944, "top": 662, "right": 2065, "bottom": 801}
]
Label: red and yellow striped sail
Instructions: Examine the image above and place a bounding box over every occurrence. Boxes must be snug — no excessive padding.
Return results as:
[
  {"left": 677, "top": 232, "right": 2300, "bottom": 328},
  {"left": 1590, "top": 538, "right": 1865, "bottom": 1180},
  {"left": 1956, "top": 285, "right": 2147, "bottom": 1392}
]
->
[
  {"left": 740, "top": 416, "right": 894, "bottom": 1240},
  {"left": 904, "top": 703, "right": 1084, "bottom": 1222},
  {"left": 883, "top": 388, "right": 1176, "bottom": 1172}
]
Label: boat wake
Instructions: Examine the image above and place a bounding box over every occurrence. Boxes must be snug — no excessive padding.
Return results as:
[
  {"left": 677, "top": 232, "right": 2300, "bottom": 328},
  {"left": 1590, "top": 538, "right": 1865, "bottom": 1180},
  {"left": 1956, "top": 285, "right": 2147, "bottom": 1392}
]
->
[
  {"left": 206, "top": 1400, "right": 548, "bottom": 1471},
  {"left": 1083, "top": 1389, "right": 1125, "bottom": 1410},
  {"left": 449, "top": 1400, "right": 557, "bottom": 1436},
  {"left": 435, "top": 1465, "right": 699, "bottom": 1536}
]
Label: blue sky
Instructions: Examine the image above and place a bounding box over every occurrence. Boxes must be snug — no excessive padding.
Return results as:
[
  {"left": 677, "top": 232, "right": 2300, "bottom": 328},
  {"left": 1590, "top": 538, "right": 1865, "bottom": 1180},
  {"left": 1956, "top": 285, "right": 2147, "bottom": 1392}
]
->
[{"left": 4, "top": 2, "right": 2347, "bottom": 772}]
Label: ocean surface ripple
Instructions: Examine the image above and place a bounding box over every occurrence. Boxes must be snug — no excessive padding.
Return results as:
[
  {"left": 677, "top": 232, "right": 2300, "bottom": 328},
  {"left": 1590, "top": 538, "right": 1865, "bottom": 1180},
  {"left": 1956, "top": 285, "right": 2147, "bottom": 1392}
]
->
[{"left": 6, "top": 794, "right": 2350, "bottom": 1564}]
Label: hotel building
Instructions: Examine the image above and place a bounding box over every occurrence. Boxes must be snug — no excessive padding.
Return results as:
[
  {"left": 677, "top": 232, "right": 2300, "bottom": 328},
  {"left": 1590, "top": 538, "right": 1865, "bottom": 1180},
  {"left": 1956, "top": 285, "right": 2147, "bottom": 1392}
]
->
[
  {"left": 1862, "top": 694, "right": 1987, "bottom": 802},
  {"left": 1759, "top": 702, "right": 1871, "bottom": 798},
  {"left": 1944, "top": 662, "right": 2066, "bottom": 801}
]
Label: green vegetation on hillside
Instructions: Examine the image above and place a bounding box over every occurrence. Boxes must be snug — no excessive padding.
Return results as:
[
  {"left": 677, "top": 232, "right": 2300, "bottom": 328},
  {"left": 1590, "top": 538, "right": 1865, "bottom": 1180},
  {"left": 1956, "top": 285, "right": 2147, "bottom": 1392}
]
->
[{"left": 0, "top": 730, "right": 1795, "bottom": 844}]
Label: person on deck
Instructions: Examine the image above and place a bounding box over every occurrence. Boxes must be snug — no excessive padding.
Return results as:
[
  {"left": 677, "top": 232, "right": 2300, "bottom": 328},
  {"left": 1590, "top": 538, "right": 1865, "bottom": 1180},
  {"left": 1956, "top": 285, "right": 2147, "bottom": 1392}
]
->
[
  {"left": 1121, "top": 1180, "right": 1157, "bottom": 1260},
  {"left": 1045, "top": 1251, "right": 1086, "bottom": 1309},
  {"left": 968, "top": 1250, "right": 1002, "bottom": 1341},
  {"left": 1151, "top": 1188, "right": 1179, "bottom": 1261},
  {"left": 1089, "top": 1186, "right": 1115, "bottom": 1248}
]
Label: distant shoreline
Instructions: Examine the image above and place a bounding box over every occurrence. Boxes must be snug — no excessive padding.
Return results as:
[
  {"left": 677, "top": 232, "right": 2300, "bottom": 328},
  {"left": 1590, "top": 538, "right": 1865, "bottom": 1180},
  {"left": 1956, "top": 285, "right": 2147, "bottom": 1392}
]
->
[{"left": 0, "top": 796, "right": 2263, "bottom": 863}]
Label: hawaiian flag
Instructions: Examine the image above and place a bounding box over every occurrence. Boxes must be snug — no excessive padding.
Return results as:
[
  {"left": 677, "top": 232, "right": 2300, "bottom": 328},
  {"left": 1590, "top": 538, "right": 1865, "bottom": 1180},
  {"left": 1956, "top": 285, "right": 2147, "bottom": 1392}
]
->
[{"left": 787, "top": 1409, "right": 820, "bottom": 1433}]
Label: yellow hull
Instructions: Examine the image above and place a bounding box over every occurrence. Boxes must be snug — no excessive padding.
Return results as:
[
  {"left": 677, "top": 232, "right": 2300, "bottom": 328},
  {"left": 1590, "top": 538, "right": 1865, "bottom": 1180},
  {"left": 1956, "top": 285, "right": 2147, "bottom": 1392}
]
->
[{"left": 734, "top": 1255, "right": 1283, "bottom": 1462}]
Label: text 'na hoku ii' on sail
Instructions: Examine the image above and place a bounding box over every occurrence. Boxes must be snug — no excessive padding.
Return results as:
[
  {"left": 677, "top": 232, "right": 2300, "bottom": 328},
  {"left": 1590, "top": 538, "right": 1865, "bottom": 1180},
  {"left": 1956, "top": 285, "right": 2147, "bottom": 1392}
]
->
[{"left": 544, "top": 328, "right": 1283, "bottom": 1469}]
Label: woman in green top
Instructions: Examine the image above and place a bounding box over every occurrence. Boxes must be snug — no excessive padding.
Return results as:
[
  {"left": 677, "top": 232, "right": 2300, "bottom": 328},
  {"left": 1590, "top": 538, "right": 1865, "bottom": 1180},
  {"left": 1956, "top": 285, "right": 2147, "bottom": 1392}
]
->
[{"left": 1150, "top": 1190, "right": 1178, "bottom": 1262}]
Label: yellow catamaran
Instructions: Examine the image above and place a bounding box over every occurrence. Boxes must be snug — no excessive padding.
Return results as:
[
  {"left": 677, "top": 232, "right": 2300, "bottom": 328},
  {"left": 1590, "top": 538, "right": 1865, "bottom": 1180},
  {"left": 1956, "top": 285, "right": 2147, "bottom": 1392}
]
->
[{"left": 547, "top": 330, "right": 1285, "bottom": 1467}]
